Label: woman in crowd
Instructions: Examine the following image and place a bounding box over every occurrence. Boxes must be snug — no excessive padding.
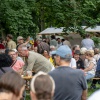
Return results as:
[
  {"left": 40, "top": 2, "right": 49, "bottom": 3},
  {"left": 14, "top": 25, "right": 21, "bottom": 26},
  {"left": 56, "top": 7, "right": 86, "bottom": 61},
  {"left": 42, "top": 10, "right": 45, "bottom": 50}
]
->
[
  {"left": 80, "top": 47, "right": 87, "bottom": 64},
  {"left": 0, "top": 71, "right": 25, "bottom": 100},
  {"left": 73, "top": 50, "right": 85, "bottom": 69},
  {"left": 72, "top": 45, "right": 80, "bottom": 56},
  {"left": 0, "top": 53, "right": 13, "bottom": 76},
  {"left": 84, "top": 50, "right": 96, "bottom": 80},
  {"left": 8, "top": 50, "right": 24, "bottom": 74},
  {"left": 30, "top": 71, "right": 55, "bottom": 100},
  {"left": 42, "top": 50, "right": 54, "bottom": 65}
]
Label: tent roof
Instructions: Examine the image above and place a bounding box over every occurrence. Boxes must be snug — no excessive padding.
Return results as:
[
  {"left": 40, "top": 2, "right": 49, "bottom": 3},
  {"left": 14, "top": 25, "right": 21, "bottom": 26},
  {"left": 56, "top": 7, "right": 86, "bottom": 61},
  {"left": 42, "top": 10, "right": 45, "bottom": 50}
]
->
[
  {"left": 39, "top": 26, "right": 100, "bottom": 35},
  {"left": 82, "top": 26, "right": 100, "bottom": 32},
  {"left": 39, "top": 27, "right": 65, "bottom": 35}
]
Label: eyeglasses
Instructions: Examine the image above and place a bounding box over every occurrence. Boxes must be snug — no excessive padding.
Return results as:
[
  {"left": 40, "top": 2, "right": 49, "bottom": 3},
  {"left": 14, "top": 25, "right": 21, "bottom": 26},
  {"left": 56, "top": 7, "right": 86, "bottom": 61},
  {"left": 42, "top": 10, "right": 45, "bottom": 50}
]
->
[{"left": 9, "top": 53, "right": 16, "bottom": 56}]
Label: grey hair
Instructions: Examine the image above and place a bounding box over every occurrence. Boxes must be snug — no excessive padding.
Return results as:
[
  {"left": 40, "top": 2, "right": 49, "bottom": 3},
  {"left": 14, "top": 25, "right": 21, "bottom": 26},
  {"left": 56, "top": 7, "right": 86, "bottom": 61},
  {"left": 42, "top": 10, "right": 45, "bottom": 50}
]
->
[{"left": 18, "top": 44, "right": 28, "bottom": 50}]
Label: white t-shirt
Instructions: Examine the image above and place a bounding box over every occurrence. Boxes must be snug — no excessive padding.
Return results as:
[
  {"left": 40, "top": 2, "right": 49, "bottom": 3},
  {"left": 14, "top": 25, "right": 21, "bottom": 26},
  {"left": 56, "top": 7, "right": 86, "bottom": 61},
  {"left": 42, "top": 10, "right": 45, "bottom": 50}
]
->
[
  {"left": 88, "top": 90, "right": 100, "bottom": 100},
  {"left": 70, "top": 58, "right": 76, "bottom": 68}
]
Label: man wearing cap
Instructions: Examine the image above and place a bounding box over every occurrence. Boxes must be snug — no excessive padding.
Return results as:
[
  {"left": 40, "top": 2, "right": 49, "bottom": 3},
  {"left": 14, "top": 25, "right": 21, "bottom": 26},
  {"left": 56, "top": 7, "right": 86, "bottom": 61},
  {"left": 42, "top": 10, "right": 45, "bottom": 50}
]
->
[
  {"left": 49, "top": 45, "right": 87, "bottom": 100},
  {"left": 6, "top": 34, "right": 16, "bottom": 49},
  {"left": 17, "top": 36, "right": 24, "bottom": 45}
]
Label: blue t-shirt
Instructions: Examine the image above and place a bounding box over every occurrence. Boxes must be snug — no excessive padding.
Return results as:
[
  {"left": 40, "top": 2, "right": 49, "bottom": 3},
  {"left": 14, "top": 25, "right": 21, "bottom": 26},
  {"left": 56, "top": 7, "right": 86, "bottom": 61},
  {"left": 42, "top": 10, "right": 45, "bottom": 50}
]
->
[{"left": 49, "top": 66, "right": 87, "bottom": 100}]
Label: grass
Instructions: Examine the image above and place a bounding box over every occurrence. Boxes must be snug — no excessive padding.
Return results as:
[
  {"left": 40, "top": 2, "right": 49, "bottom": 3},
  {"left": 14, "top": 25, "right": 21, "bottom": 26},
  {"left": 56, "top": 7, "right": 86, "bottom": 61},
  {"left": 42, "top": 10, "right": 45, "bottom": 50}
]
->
[{"left": 25, "top": 82, "right": 100, "bottom": 100}]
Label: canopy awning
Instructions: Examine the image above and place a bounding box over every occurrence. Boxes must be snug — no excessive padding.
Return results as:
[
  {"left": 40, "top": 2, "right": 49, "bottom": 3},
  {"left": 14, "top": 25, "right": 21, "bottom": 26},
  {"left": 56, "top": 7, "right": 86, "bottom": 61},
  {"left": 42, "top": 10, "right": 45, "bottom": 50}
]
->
[{"left": 39, "top": 26, "right": 100, "bottom": 35}]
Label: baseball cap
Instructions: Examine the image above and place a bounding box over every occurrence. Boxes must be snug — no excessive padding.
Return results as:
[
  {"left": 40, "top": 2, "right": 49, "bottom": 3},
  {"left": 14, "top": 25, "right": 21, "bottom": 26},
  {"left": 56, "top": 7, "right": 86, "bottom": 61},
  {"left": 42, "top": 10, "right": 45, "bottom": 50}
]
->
[
  {"left": 17, "top": 36, "right": 24, "bottom": 41},
  {"left": 53, "top": 45, "right": 72, "bottom": 59}
]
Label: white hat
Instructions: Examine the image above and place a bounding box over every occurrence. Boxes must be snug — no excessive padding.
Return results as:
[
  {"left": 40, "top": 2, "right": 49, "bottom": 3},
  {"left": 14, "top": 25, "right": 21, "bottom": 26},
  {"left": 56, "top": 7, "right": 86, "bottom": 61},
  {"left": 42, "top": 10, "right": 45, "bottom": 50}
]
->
[{"left": 17, "top": 36, "right": 24, "bottom": 41}]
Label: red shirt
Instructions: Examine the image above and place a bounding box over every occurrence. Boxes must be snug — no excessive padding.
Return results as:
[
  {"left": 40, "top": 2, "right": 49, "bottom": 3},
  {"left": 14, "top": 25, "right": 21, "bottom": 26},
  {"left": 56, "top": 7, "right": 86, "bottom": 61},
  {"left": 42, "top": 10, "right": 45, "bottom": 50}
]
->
[{"left": 0, "top": 44, "right": 5, "bottom": 49}]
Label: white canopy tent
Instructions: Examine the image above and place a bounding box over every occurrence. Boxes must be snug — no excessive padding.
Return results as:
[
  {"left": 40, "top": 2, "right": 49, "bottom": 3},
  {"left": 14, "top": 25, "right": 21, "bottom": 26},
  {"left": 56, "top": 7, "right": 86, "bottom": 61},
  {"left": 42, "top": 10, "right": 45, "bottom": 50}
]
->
[
  {"left": 39, "top": 26, "right": 100, "bottom": 35},
  {"left": 38, "top": 27, "right": 65, "bottom": 35}
]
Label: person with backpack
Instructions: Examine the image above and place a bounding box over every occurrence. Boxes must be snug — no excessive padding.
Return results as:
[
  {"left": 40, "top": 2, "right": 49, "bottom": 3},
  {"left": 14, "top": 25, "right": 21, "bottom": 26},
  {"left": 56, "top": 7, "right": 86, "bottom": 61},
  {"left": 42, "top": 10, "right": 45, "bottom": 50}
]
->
[{"left": 0, "top": 53, "right": 13, "bottom": 77}]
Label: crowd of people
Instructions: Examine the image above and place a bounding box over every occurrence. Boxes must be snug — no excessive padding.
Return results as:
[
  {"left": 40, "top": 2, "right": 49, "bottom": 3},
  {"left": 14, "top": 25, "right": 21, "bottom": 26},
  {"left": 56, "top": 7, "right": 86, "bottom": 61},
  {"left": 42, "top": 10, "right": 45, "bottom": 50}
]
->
[{"left": 0, "top": 33, "right": 100, "bottom": 100}]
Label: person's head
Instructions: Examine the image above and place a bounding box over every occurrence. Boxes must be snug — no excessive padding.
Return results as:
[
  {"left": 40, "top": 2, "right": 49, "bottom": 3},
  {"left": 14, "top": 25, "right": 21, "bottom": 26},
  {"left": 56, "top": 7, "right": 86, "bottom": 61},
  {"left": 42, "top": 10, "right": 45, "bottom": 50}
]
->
[
  {"left": 73, "top": 50, "right": 81, "bottom": 61},
  {"left": 0, "top": 71, "right": 25, "bottom": 100},
  {"left": 6, "top": 34, "right": 13, "bottom": 41},
  {"left": 53, "top": 45, "right": 72, "bottom": 66},
  {"left": 17, "top": 36, "right": 24, "bottom": 44},
  {"left": 57, "top": 38, "right": 61, "bottom": 43},
  {"left": 80, "top": 47, "right": 87, "bottom": 55},
  {"left": 42, "top": 50, "right": 49, "bottom": 58},
  {"left": 94, "top": 48, "right": 100, "bottom": 55},
  {"left": 0, "top": 38, "right": 5, "bottom": 44},
  {"left": 8, "top": 50, "right": 17, "bottom": 61},
  {"left": 17, "top": 44, "right": 29, "bottom": 57},
  {"left": 0, "top": 53, "right": 13, "bottom": 67},
  {"left": 51, "top": 35, "right": 56, "bottom": 40},
  {"left": 85, "top": 50, "right": 94, "bottom": 59},
  {"left": 85, "top": 33, "right": 90, "bottom": 38},
  {"left": 36, "top": 39, "right": 42, "bottom": 44},
  {"left": 30, "top": 71, "right": 55, "bottom": 100},
  {"left": 34, "top": 47, "right": 38, "bottom": 52},
  {"left": 50, "top": 45, "right": 56, "bottom": 51},
  {"left": 72, "top": 45, "right": 80, "bottom": 53}
]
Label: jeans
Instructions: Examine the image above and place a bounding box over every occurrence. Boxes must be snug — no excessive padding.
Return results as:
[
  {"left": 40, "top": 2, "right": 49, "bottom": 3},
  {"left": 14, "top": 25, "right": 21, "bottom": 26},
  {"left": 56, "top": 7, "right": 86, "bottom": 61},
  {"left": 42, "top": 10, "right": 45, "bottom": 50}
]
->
[{"left": 86, "top": 73, "right": 94, "bottom": 80}]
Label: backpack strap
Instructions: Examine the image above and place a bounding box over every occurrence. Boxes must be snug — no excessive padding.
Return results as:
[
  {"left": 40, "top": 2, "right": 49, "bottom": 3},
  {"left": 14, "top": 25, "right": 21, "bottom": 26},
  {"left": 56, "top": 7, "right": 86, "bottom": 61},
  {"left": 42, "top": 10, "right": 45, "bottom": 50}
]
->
[
  {"left": 10, "top": 60, "right": 17, "bottom": 68},
  {"left": 0, "top": 67, "right": 6, "bottom": 73}
]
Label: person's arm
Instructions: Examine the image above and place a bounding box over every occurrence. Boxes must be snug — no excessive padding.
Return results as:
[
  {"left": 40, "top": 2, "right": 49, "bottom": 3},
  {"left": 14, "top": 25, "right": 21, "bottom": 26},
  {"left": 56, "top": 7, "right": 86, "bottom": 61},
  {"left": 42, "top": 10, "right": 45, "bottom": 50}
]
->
[
  {"left": 81, "top": 90, "right": 87, "bottom": 100},
  {"left": 70, "top": 58, "right": 76, "bottom": 69},
  {"left": 26, "top": 56, "right": 36, "bottom": 71},
  {"left": 84, "top": 62, "right": 94, "bottom": 72},
  {"left": 7, "top": 42, "right": 11, "bottom": 49}
]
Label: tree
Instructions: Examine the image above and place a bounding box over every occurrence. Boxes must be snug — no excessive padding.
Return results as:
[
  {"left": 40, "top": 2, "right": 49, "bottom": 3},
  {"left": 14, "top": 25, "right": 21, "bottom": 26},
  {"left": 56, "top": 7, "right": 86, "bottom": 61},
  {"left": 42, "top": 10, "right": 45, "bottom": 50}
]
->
[{"left": 0, "top": 0, "right": 36, "bottom": 38}]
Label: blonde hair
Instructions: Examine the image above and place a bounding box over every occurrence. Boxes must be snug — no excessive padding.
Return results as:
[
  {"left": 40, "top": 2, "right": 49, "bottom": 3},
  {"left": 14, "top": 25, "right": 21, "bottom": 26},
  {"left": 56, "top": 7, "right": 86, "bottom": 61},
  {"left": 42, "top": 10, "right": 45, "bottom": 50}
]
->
[
  {"left": 85, "top": 50, "right": 94, "bottom": 57},
  {"left": 80, "top": 47, "right": 87, "bottom": 54}
]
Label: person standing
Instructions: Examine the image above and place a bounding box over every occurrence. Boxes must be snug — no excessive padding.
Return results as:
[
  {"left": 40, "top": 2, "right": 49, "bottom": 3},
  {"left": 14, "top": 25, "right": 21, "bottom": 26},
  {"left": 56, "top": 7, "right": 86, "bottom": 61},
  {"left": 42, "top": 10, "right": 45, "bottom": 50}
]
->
[
  {"left": 63, "top": 36, "right": 71, "bottom": 48},
  {"left": 50, "top": 35, "right": 57, "bottom": 47},
  {"left": 81, "top": 34, "right": 95, "bottom": 50},
  {"left": 49, "top": 45, "right": 87, "bottom": 100},
  {"left": 6, "top": 34, "right": 16, "bottom": 49}
]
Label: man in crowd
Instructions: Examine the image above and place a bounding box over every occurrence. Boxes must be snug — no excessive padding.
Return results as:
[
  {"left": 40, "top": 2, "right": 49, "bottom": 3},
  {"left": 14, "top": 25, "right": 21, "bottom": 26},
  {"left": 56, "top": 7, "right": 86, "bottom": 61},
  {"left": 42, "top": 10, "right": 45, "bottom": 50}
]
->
[
  {"left": 17, "top": 44, "right": 53, "bottom": 73},
  {"left": 6, "top": 34, "right": 16, "bottom": 49},
  {"left": 50, "top": 35, "right": 57, "bottom": 47},
  {"left": 37, "top": 39, "right": 50, "bottom": 54},
  {"left": 49, "top": 45, "right": 87, "bottom": 100},
  {"left": 63, "top": 36, "right": 71, "bottom": 48},
  {"left": 17, "top": 36, "right": 24, "bottom": 45},
  {"left": 81, "top": 34, "right": 95, "bottom": 50}
]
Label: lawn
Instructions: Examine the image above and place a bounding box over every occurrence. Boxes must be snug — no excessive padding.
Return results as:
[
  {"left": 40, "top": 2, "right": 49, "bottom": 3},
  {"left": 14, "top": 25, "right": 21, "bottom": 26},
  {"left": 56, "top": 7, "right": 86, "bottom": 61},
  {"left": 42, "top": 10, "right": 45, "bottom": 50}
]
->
[{"left": 25, "top": 82, "right": 100, "bottom": 100}]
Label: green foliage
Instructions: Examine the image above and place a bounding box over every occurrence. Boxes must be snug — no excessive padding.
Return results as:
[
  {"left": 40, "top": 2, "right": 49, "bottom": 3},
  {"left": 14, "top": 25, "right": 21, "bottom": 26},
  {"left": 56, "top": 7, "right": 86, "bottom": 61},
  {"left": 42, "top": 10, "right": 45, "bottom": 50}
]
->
[
  {"left": 92, "top": 36, "right": 100, "bottom": 46},
  {"left": 0, "top": 0, "right": 36, "bottom": 38},
  {"left": 0, "top": 0, "right": 100, "bottom": 38}
]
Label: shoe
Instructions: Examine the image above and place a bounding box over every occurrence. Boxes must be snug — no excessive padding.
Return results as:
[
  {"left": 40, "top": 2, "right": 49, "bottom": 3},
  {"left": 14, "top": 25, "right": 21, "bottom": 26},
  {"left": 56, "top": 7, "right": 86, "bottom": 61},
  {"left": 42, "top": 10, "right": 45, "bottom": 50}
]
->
[{"left": 90, "top": 84, "right": 96, "bottom": 89}]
